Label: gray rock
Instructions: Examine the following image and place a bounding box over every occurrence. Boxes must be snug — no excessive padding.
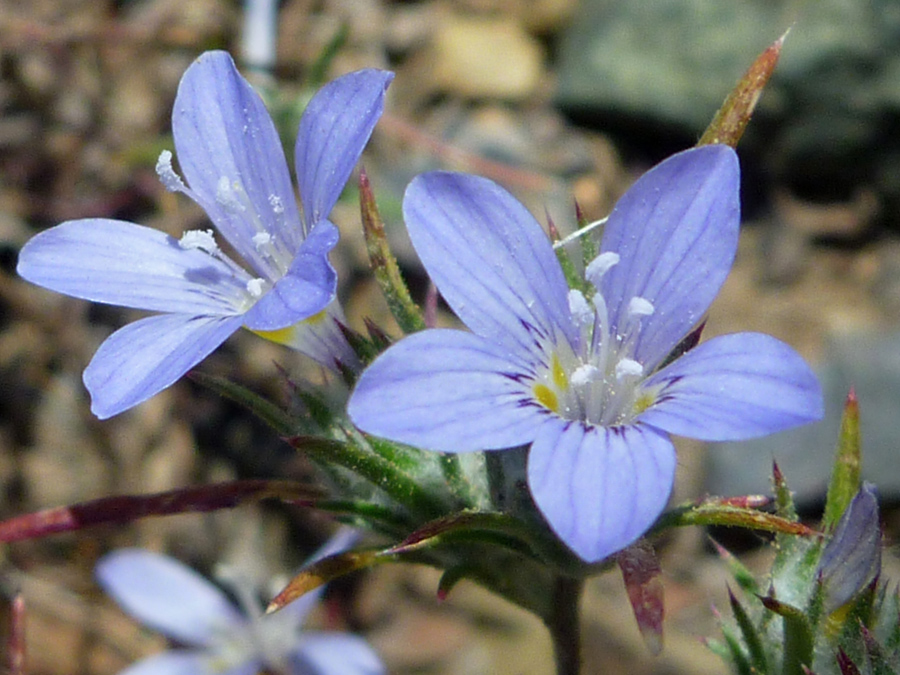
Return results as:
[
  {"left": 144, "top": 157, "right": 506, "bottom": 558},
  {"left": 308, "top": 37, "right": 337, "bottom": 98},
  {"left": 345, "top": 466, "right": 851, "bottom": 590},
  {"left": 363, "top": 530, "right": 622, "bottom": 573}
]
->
[
  {"left": 556, "top": 0, "right": 900, "bottom": 204},
  {"left": 705, "top": 330, "right": 900, "bottom": 505}
]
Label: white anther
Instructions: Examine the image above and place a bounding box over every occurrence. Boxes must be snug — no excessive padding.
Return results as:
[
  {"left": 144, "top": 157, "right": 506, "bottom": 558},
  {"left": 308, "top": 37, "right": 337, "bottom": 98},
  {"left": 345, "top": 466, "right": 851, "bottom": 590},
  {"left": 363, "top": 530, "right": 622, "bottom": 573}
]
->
[
  {"left": 615, "top": 358, "right": 644, "bottom": 381},
  {"left": 268, "top": 194, "right": 284, "bottom": 214},
  {"left": 156, "top": 150, "right": 186, "bottom": 192},
  {"left": 568, "top": 289, "right": 593, "bottom": 325},
  {"left": 571, "top": 364, "right": 601, "bottom": 386},
  {"left": 252, "top": 232, "right": 272, "bottom": 249},
  {"left": 585, "top": 252, "right": 620, "bottom": 287},
  {"left": 179, "top": 229, "right": 218, "bottom": 254},
  {"left": 246, "top": 278, "right": 266, "bottom": 298},
  {"left": 628, "top": 297, "right": 655, "bottom": 317}
]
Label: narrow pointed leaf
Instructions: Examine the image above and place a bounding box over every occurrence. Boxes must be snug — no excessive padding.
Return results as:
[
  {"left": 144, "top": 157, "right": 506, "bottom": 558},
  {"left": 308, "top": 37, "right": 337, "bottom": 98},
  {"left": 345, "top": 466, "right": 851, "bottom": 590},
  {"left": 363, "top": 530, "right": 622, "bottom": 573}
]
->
[
  {"left": 188, "top": 370, "right": 295, "bottom": 435},
  {"left": 697, "top": 29, "right": 787, "bottom": 147},
  {"left": 437, "top": 565, "right": 474, "bottom": 601},
  {"left": 837, "top": 649, "right": 863, "bottom": 675},
  {"left": 862, "top": 624, "right": 900, "bottom": 675},
  {"left": 359, "top": 169, "right": 425, "bottom": 334},
  {"left": 714, "top": 624, "right": 754, "bottom": 675},
  {"left": 289, "top": 434, "right": 446, "bottom": 518},
  {"left": 728, "top": 587, "right": 769, "bottom": 675},
  {"left": 0, "top": 480, "right": 320, "bottom": 541},
  {"left": 759, "top": 595, "right": 814, "bottom": 675},
  {"left": 823, "top": 389, "right": 862, "bottom": 532},
  {"left": 773, "top": 461, "right": 797, "bottom": 520},
  {"left": 548, "top": 211, "right": 580, "bottom": 291},
  {"left": 267, "top": 549, "right": 382, "bottom": 614},
  {"left": 713, "top": 541, "right": 760, "bottom": 596},
  {"left": 385, "top": 511, "right": 548, "bottom": 561},
  {"left": 655, "top": 500, "right": 816, "bottom": 537}
]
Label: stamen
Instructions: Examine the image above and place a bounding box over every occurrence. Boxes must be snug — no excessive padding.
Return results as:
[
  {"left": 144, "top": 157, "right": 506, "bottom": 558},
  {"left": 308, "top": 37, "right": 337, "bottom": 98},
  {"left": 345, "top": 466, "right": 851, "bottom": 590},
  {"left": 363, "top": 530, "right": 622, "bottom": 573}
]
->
[
  {"left": 246, "top": 278, "right": 266, "bottom": 298},
  {"left": 585, "top": 252, "right": 620, "bottom": 287},
  {"left": 156, "top": 150, "right": 186, "bottom": 192},
  {"left": 179, "top": 229, "right": 219, "bottom": 254},
  {"left": 252, "top": 232, "right": 273, "bottom": 249},
  {"left": 571, "top": 364, "right": 601, "bottom": 386},
  {"left": 568, "top": 289, "right": 592, "bottom": 326},
  {"left": 590, "top": 291, "right": 612, "bottom": 366},
  {"left": 615, "top": 358, "right": 644, "bottom": 381},
  {"left": 268, "top": 194, "right": 284, "bottom": 214},
  {"left": 628, "top": 297, "right": 655, "bottom": 318}
]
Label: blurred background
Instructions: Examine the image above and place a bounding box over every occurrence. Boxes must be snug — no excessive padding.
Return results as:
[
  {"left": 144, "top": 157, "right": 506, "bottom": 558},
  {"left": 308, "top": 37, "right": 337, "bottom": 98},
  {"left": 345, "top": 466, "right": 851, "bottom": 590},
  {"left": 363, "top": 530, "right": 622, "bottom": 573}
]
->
[{"left": 2, "top": 0, "right": 900, "bottom": 672}]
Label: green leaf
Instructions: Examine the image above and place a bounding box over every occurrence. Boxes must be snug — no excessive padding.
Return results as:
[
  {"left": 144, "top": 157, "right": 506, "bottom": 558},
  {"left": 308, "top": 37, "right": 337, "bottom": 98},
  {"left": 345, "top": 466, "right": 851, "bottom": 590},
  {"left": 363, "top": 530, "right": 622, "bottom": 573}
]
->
[
  {"left": 288, "top": 434, "right": 447, "bottom": 518},
  {"left": 654, "top": 497, "right": 816, "bottom": 537},
  {"left": 759, "top": 595, "right": 814, "bottom": 675},
  {"left": 359, "top": 169, "right": 426, "bottom": 335},
  {"left": 728, "top": 586, "right": 770, "bottom": 674},
  {"left": 714, "top": 623, "right": 754, "bottom": 675},
  {"left": 712, "top": 540, "right": 760, "bottom": 596},
  {"left": 697, "top": 29, "right": 787, "bottom": 148},
  {"left": 823, "top": 389, "right": 862, "bottom": 533},
  {"left": 188, "top": 371, "right": 294, "bottom": 435}
]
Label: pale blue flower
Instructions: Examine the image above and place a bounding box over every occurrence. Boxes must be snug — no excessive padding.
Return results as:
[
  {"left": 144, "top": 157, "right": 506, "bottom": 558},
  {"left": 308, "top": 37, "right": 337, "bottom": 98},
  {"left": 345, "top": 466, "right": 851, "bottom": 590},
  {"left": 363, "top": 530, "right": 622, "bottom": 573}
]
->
[
  {"left": 17, "top": 51, "right": 392, "bottom": 418},
  {"left": 348, "top": 146, "right": 823, "bottom": 563},
  {"left": 96, "top": 530, "right": 384, "bottom": 675}
]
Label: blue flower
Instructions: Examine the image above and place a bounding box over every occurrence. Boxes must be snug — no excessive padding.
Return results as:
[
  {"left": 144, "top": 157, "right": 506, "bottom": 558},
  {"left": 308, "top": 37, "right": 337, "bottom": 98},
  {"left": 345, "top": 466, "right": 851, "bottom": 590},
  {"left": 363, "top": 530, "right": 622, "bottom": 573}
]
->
[
  {"left": 95, "top": 531, "right": 384, "bottom": 675},
  {"left": 348, "top": 146, "right": 823, "bottom": 563},
  {"left": 17, "top": 51, "right": 392, "bottom": 418}
]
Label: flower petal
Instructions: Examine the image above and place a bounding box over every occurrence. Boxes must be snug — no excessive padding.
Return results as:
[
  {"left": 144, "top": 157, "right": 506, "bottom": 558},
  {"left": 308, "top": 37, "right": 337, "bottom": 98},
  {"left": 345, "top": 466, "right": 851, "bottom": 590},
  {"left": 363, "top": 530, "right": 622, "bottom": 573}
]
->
[
  {"left": 254, "top": 299, "right": 360, "bottom": 371},
  {"left": 173, "top": 51, "right": 303, "bottom": 276},
  {"left": 84, "top": 313, "right": 244, "bottom": 418},
  {"left": 17, "top": 219, "right": 248, "bottom": 315},
  {"left": 599, "top": 145, "right": 740, "bottom": 369},
  {"left": 348, "top": 329, "right": 546, "bottom": 452},
  {"left": 118, "top": 651, "right": 210, "bottom": 675},
  {"left": 291, "top": 632, "right": 385, "bottom": 675},
  {"left": 241, "top": 221, "right": 338, "bottom": 330},
  {"left": 638, "top": 332, "right": 823, "bottom": 441},
  {"left": 527, "top": 421, "right": 676, "bottom": 563},
  {"left": 403, "top": 172, "right": 577, "bottom": 359},
  {"left": 96, "top": 549, "right": 243, "bottom": 646},
  {"left": 295, "top": 69, "right": 393, "bottom": 228}
]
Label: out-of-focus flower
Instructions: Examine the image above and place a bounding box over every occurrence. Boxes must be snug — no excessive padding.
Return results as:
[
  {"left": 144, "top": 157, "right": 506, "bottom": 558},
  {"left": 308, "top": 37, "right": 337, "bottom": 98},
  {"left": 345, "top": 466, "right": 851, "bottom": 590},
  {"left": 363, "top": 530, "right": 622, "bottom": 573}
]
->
[
  {"left": 96, "top": 530, "right": 384, "bottom": 675},
  {"left": 17, "top": 51, "right": 392, "bottom": 418},
  {"left": 349, "top": 146, "right": 823, "bottom": 563}
]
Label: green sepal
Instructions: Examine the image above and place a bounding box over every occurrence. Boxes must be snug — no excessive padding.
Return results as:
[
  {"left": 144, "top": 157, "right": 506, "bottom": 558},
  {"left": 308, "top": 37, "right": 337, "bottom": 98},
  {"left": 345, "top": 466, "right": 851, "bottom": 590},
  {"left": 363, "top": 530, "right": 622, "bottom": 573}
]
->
[
  {"left": 697, "top": 29, "right": 787, "bottom": 148},
  {"left": 336, "top": 321, "right": 383, "bottom": 369},
  {"left": 575, "top": 200, "right": 598, "bottom": 270},
  {"left": 712, "top": 625, "right": 754, "bottom": 675},
  {"left": 759, "top": 595, "right": 815, "bottom": 675},
  {"left": 729, "top": 586, "right": 770, "bottom": 674},
  {"left": 437, "top": 564, "right": 476, "bottom": 601},
  {"left": 187, "top": 371, "right": 294, "bottom": 435},
  {"left": 862, "top": 624, "right": 900, "bottom": 675},
  {"left": 359, "top": 169, "right": 426, "bottom": 335},
  {"left": 654, "top": 498, "right": 816, "bottom": 537},
  {"left": 713, "top": 540, "right": 760, "bottom": 596},
  {"left": 310, "top": 498, "right": 414, "bottom": 538},
  {"left": 823, "top": 390, "right": 862, "bottom": 533},
  {"left": 548, "top": 209, "right": 582, "bottom": 292},
  {"left": 288, "top": 435, "right": 447, "bottom": 519}
]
